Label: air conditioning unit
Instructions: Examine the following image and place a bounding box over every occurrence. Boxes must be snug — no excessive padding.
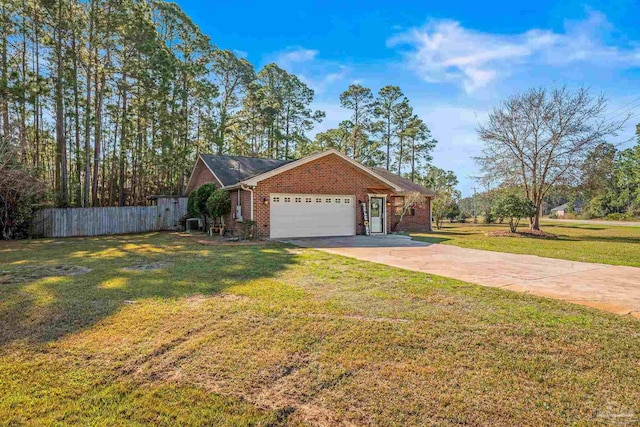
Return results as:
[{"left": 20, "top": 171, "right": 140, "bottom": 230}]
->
[{"left": 236, "top": 204, "right": 243, "bottom": 221}]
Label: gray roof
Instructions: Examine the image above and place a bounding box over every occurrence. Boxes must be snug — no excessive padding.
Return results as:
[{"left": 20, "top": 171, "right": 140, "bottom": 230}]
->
[
  {"left": 198, "top": 153, "right": 435, "bottom": 195},
  {"left": 551, "top": 203, "right": 568, "bottom": 211},
  {"left": 200, "top": 154, "right": 291, "bottom": 187},
  {"left": 371, "top": 167, "right": 436, "bottom": 195},
  {"left": 551, "top": 200, "right": 583, "bottom": 211}
]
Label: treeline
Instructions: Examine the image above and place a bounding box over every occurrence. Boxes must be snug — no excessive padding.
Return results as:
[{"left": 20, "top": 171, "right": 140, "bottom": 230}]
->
[
  {"left": 460, "top": 128, "right": 640, "bottom": 221},
  {"left": 567, "top": 134, "right": 640, "bottom": 219},
  {"left": 0, "top": 0, "right": 328, "bottom": 207},
  {"left": 0, "top": 0, "right": 439, "bottom": 210},
  {"left": 306, "top": 85, "right": 437, "bottom": 181}
]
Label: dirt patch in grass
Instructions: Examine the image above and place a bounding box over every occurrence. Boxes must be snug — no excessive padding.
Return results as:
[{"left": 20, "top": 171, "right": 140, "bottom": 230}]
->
[
  {"left": 486, "top": 229, "right": 559, "bottom": 239},
  {"left": 121, "top": 263, "right": 170, "bottom": 271},
  {"left": 196, "top": 238, "right": 266, "bottom": 246},
  {"left": 0, "top": 264, "right": 91, "bottom": 284}
]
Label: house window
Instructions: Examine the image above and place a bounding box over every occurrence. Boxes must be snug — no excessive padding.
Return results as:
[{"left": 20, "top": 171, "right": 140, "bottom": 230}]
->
[
  {"left": 273, "top": 197, "right": 280, "bottom": 203},
  {"left": 344, "top": 199, "right": 350, "bottom": 203},
  {"left": 335, "top": 198, "right": 341, "bottom": 203},
  {"left": 394, "top": 196, "right": 415, "bottom": 216},
  {"left": 325, "top": 198, "right": 332, "bottom": 203},
  {"left": 305, "top": 197, "right": 312, "bottom": 203},
  {"left": 284, "top": 197, "right": 291, "bottom": 203},
  {"left": 295, "top": 197, "right": 302, "bottom": 203},
  {"left": 316, "top": 198, "right": 322, "bottom": 203}
]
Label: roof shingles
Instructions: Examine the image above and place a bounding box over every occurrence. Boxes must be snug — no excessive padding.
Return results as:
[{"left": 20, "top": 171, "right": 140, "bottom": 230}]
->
[
  {"left": 371, "top": 167, "right": 435, "bottom": 195},
  {"left": 200, "top": 154, "right": 291, "bottom": 187},
  {"left": 197, "top": 153, "right": 434, "bottom": 196}
]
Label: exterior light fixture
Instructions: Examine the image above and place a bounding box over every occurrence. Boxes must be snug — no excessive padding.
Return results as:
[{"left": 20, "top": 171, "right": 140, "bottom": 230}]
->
[{"left": 263, "top": 197, "right": 269, "bottom": 205}]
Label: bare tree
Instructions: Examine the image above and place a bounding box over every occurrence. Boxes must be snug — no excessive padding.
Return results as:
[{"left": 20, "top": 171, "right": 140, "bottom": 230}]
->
[
  {"left": 392, "top": 191, "right": 424, "bottom": 230},
  {"left": 476, "top": 87, "right": 628, "bottom": 230}
]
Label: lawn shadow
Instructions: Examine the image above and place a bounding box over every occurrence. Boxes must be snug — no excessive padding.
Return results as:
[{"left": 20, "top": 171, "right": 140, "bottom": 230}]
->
[{"left": 0, "top": 232, "right": 297, "bottom": 346}]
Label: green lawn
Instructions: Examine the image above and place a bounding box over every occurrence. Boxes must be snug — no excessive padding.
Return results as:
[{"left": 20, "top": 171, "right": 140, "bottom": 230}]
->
[
  {"left": 1, "top": 233, "right": 639, "bottom": 426},
  {"left": 412, "top": 221, "right": 640, "bottom": 267}
]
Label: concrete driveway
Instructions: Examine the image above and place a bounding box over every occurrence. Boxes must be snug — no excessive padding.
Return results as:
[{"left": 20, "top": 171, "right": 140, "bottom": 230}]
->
[{"left": 282, "top": 235, "right": 640, "bottom": 317}]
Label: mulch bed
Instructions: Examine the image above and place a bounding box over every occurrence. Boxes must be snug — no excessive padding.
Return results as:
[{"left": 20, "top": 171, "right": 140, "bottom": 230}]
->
[{"left": 486, "top": 229, "right": 559, "bottom": 239}]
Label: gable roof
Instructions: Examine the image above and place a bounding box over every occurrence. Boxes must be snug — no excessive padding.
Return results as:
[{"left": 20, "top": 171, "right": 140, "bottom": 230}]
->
[
  {"left": 551, "top": 200, "right": 583, "bottom": 211},
  {"left": 230, "top": 149, "right": 404, "bottom": 192},
  {"left": 371, "top": 167, "right": 436, "bottom": 196},
  {"left": 190, "top": 149, "right": 436, "bottom": 196},
  {"left": 199, "top": 154, "right": 291, "bottom": 187}
]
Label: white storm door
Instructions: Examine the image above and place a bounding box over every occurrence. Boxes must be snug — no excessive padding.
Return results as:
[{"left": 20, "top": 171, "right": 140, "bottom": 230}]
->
[{"left": 370, "top": 197, "right": 384, "bottom": 234}]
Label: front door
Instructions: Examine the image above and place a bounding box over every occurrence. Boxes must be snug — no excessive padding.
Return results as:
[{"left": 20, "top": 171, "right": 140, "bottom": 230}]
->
[{"left": 370, "top": 197, "right": 384, "bottom": 233}]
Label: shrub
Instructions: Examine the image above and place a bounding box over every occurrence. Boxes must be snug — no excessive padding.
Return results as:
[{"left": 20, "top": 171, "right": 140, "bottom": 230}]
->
[
  {"left": 607, "top": 212, "right": 631, "bottom": 221},
  {"left": 206, "top": 189, "right": 231, "bottom": 225},
  {"left": 187, "top": 192, "right": 198, "bottom": 217},
  {"left": 0, "top": 146, "right": 45, "bottom": 239},
  {"left": 484, "top": 210, "right": 495, "bottom": 224},
  {"left": 445, "top": 202, "right": 461, "bottom": 222},
  {"left": 237, "top": 220, "right": 257, "bottom": 240},
  {"left": 491, "top": 194, "right": 536, "bottom": 232},
  {"left": 190, "top": 183, "right": 217, "bottom": 229}
]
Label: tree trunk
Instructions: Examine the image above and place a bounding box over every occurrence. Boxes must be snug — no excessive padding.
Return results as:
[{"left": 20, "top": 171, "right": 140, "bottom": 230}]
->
[
  {"left": 33, "top": 0, "right": 40, "bottom": 169},
  {"left": 84, "top": 0, "right": 94, "bottom": 207},
  {"left": 530, "top": 203, "right": 541, "bottom": 231},
  {"left": 92, "top": 45, "right": 105, "bottom": 206},
  {"left": 385, "top": 117, "right": 391, "bottom": 170},
  {"left": 72, "top": 31, "right": 82, "bottom": 206},
  {"left": 19, "top": 0, "right": 27, "bottom": 162},
  {"left": 410, "top": 140, "right": 415, "bottom": 182},
  {"left": 0, "top": 1, "right": 9, "bottom": 147},
  {"left": 397, "top": 135, "right": 404, "bottom": 176},
  {"left": 54, "top": 0, "right": 68, "bottom": 206},
  {"left": 118, "top": 71, "right": 128, "bottom": 206}
]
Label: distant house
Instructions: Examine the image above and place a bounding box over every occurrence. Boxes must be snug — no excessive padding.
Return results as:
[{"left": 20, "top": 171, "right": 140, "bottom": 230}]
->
[
  {"left": 185, "top": 149, "right": 436, "bottom": 238},
  {"left": 550, "top": 200, "right": 583, "bottom": 218}
]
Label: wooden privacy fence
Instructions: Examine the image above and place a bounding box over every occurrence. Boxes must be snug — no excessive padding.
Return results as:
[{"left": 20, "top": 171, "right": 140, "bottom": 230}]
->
[{"left": 33, "top": 196, "right": 187, "bottom": 238}]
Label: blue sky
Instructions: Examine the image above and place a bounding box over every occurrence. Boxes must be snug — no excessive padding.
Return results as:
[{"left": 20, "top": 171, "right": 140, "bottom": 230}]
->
[{"left": 176, "top": 0, "right": 640, "bottom": 196}]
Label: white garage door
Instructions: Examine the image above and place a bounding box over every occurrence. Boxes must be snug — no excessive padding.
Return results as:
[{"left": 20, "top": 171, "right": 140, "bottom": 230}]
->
[{"left": 270, "top": 194, "right": 356, "bottom": 238}]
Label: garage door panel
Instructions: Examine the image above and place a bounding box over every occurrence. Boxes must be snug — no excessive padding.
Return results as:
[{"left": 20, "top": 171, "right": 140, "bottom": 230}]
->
[{"left": 270, "top": 194, "right": 355, "bottom": 238}]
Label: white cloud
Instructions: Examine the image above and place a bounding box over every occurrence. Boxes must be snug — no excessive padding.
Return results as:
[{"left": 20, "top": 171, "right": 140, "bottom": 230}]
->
[
  {"left": 388, "top": 11, "right": 640, "bottom": 93},
  {"left": 268, "top": 47, "right": 351, "bottom": 95},
  {"left": 273, "top": 47, "right": 319, "bottom": 69}
]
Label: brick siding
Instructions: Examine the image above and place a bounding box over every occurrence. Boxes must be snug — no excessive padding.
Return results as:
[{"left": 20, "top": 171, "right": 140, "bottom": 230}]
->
[{"left": 188, "top": 152, "right": 433, "bottom": 237}]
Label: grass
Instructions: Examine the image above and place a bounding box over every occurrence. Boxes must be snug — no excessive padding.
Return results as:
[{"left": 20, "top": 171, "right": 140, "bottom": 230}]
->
[
  {"left": 411, "top": 220, "right": 640, "bottom": 267},
  {"left": 1, "top": 232, "right": 639, "bottom": 426}
]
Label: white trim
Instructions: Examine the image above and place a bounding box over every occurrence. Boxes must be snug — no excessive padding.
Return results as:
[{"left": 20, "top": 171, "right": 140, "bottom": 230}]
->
[
  {"left": 368, "top": 194, "right": 387, "bottom": 235},
  {"left": 200, "top": 155, "right": 224, "bottom": 187},
  {"left": 241, "top": 185, "right": 254, "bottom": 221},
  {"left": 428, "top": 196, "right": 433, "bottom": 231},
  {"left": 186, "top": 155, "right": 225, "bottom": 193},
  {"left": 228, "top": 149, "right": 403, "bottom": 191},
  {"left": 185, "top": 158, "right": 201, "bottom": 194}
]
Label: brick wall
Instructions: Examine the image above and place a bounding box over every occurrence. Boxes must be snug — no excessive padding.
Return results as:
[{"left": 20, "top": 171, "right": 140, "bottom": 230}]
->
[
  {"left": 226, "top": 189, "right": 253, "bottom": 233},
  {"left": 187, "top": 153, "right": 433, "bottom": 237},
  {"left": 252, "top": 153, "right": 395, "bottom": 237},
  {"left": 392, "top": 197, "right": 432, "bottom": 232},
  {"left": 185, "top": 158, "right": 218, "bottom": 194}
]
